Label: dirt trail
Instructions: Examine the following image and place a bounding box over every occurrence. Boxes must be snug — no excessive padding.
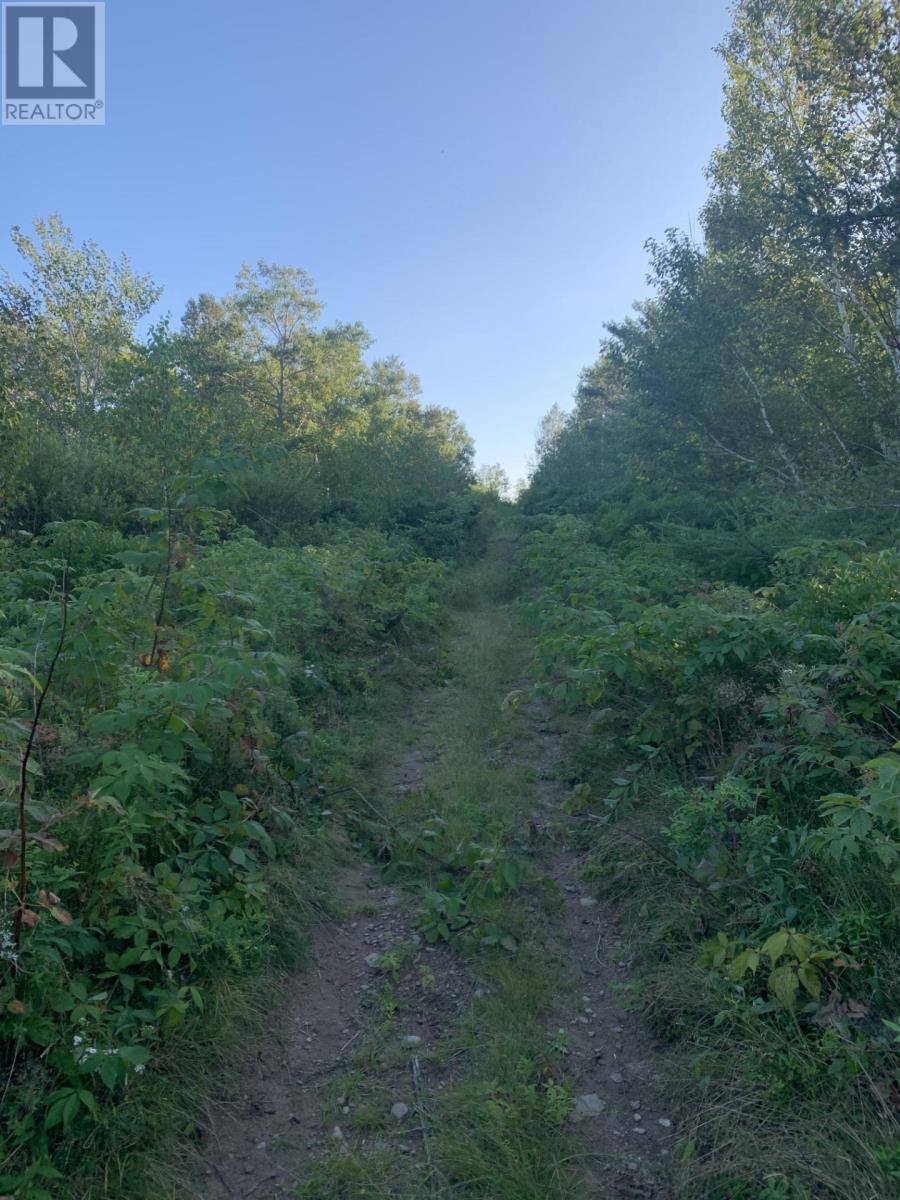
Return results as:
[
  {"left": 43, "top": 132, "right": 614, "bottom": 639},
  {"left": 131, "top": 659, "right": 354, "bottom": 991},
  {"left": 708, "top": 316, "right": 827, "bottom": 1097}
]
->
[
  {"left": 195, "top": 740, "right": 470, "bottom": 1199},
  {"left": 521, "top": 701, "right": 674, "bottom": 1197},
  {"left": 195, "top": 548, "right": 675, "bottom": 1198}
]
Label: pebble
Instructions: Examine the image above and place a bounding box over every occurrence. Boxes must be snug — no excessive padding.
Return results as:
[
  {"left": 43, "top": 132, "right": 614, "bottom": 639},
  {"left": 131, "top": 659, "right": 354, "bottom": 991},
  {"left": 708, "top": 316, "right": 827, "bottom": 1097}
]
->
[
  {"left": 572, "top": 1093, "right": 606, "bottom": 1121},
  {"left": 609, "top": 1072, "right": 624, "bottom": 1084},
  {"left": 365, "top": 953, "right": 380, "bottom": 967},
  {"left": 332, "top": 1126, "right": 344, "bottom": 1141},
  {"left": 401, "top": 1035, "right": 422, "bottom": 1048},
  {"left": 658, "top": 1117, "right": 673, "bottom": 1128},
  {"left": 579, "top": 896, "right": 598, "bottom": 908},
  {"left": 391, "top": 1102, "right": 409, "bottom": 1120}
]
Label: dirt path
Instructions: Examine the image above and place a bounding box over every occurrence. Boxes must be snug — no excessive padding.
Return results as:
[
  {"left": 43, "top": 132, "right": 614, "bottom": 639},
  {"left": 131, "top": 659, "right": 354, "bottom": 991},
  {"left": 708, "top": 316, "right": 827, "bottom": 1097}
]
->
[
  {"left": 522, "top": 702, "right": 675, "bottom": 1197},
  {"left": 194, "top": 540, "right": 675, "bottom": 1198},
  {"left": 195, "top": 728, "right": 471, "bottom": 1199},
  {"left": 197, "top": 864, "right": 474, "bottom": 1198}
]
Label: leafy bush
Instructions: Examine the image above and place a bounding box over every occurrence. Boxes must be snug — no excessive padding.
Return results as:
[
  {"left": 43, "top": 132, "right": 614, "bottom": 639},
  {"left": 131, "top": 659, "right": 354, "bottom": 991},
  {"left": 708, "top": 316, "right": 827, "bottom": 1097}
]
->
[
  {"left": 0, "top": 489, "right": 450, "bottom": 1196},
  {"left": 525, "top": 511, "right": 900, "bottom": 1197}
]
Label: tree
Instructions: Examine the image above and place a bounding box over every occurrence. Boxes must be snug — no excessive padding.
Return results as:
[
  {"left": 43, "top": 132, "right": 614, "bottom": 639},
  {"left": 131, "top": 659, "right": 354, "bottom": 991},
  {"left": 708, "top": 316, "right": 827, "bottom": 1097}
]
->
[
  {"left": 231, "top": 260, "right": 322, "bottom": 432},
  {"left": 298, "top": 321, "right": 371, "bottom": 445},
  {"left": 474, "top": 463, "right": 511, "bottom": 498},
  {"left": 533, "top": 403, "right": 567, "bottom": 469},
  {"left": 709, "top": 0, "right": 900, "bottom": 392},
  {"left": 0, "top": 215, "right": 160, "bottom": 420}
]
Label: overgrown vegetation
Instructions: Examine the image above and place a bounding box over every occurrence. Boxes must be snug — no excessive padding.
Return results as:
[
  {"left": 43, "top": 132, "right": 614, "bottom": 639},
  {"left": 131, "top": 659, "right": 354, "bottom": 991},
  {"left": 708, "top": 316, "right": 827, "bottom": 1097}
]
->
[
  {"left": 4, "top": 2, "right": 900, "bottom": 1196},
  {"left": 0, "top": 219, "right": 479, "bottom": 1197},
  {"left": 523, "top": 2, "right": 900, "bottom": 1195}
]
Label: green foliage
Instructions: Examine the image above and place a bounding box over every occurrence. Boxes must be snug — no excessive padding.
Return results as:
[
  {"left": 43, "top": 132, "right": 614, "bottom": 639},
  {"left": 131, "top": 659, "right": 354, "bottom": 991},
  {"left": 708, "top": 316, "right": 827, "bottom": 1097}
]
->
[
  {"left": 0, "top": 508, "right": 452, "bottom": 1192},
  {"left": 817, "top": 753, "right": 900, "bottom": 879},
  {"left": 0, "top": 217, "right": 476, "bottom": 547},
  {"left": 0, "top": 210, "right": 477, "bottom": 1194},
  {"left": 0, "top": 226, "right": 471, "bottom": 1193},
  {"left": 525, "top": 502, "right": 900, "bottom": 1193},
  {"left": 519, "top": 10, "right": 900, "bottom": 1179},
  {"left": 381, "top": 814, "right": 525, "bottom": 950}
]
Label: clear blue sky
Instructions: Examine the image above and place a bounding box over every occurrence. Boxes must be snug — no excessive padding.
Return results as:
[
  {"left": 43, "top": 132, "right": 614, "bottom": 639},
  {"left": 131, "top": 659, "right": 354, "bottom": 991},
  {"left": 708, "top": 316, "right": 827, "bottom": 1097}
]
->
[{"left": 2, "top": 0, "right": 732, "bottom": 483}]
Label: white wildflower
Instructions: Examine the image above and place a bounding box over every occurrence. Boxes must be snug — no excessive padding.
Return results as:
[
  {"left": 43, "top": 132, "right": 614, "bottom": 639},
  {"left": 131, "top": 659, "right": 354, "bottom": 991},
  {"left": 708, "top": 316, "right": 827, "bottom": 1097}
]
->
[{"left": 0, "top": 930, "right": 18, "bottom": 966}]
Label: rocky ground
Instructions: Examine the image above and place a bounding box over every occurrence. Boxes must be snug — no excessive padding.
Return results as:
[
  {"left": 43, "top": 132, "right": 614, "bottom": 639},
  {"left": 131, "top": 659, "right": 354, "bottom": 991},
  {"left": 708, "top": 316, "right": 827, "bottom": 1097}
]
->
[{"left": 197, "top": 862, "right": 475, "bottom": 1198}]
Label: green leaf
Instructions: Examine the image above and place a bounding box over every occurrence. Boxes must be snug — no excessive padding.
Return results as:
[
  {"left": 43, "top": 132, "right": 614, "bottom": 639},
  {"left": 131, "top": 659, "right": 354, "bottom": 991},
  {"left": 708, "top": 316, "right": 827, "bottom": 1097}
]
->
[
  {"left": 768, "top": 964, "right": 799, "bottom": 1010},
  {"left": 727, "top": 948, "right": 759, "bottom": 980},
  {"left": 761, "top": 929, "right": 789, "bottom": 964},
  {"left": 117, "top": 1044, "right": 150, "bottom": 1067},
  {"left": 797, "top": 963, "right": 822, "bottom": 1000},
  {"left": 100, "top": 1056, "right": 120, "bottom": 1090}
]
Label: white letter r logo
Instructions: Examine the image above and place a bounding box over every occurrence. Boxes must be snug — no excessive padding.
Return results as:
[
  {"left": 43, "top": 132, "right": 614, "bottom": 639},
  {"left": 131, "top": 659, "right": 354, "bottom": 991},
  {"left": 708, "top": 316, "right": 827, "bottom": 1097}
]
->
[{"left": 15, "top": 11, "right": 87, "bottom": 89}]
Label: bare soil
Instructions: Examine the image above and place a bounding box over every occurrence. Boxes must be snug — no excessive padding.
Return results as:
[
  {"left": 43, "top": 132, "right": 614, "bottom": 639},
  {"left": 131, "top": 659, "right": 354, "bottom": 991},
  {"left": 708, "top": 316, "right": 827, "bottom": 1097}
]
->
[
  {"left": 195, "top": 629, "right": 675, "bottom": 1198},
  {"left": 196, "top": 861, "right": 473, "bottom": 1198},
  {"left": 522, "top": 700, "right": 675, "bottom": 1198}
]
